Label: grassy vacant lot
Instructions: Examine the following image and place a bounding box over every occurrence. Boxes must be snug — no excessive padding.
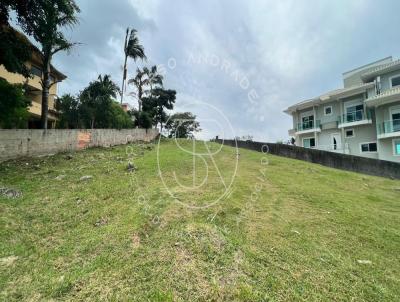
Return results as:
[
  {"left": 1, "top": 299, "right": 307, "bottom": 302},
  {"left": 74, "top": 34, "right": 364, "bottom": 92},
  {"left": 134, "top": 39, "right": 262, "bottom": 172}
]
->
[{"left": 1, "top": 140, "right": 399, "bottom": 301}]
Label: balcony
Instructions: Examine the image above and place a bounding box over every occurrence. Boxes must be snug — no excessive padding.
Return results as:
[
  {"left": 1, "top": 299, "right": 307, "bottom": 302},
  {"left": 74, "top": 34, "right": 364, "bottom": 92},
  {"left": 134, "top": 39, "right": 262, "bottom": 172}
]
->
[
  {"left": 365, "top": 86, "right": 400, "bottom": 107},
  {"left": 295, "top": 120, "right": 321, "bottom": 135},
  {"left": 377, "top": 119, "right": 400, "bottom": 139},
  {"left": 338, "top": 110, "right": 372, "bottom": 128}
]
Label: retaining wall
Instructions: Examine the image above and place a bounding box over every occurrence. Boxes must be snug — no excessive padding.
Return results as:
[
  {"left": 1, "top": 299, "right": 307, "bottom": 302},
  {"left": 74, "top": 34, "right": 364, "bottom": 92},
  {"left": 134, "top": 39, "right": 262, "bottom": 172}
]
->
[
  {"left": 215, "top": 139, "right": 400, "bottom": 180},
  {"left": 0, "top": 129, "right": 159, "bottom": 162}
]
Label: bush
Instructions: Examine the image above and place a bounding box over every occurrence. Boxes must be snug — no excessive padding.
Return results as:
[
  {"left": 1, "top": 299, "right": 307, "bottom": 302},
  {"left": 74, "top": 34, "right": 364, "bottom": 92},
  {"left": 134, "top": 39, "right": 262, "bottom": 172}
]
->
[{"left": 0, "top": 78, "right": 30, "bottom": 128}]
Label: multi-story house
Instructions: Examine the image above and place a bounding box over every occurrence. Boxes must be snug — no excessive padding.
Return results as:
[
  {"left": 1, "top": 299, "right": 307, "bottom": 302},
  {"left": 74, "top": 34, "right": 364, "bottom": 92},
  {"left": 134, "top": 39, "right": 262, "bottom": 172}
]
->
[
  {"left": 0, "top": 28, "right": 66, "bottom": 129},
  {"left": 284, "top": 56, "right": 400, "bottom": 163}
]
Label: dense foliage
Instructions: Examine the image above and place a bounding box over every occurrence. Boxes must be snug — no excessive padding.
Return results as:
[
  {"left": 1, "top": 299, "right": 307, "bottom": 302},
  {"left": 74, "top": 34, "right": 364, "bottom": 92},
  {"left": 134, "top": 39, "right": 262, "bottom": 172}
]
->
[
  {"left": 0, "top": 78, "right": 31, "bottom": 128},
  {"left": 56, "top": 75, "right": 132, "bottom": 129},
  {"left": 142, "top": 88, "right": 176, "bottom": 131},
  {"left": 165, "top": 112, "right": 201, "bottom": 138},
  {"left": 0, "top": 26, "right": 32, "bottom": 77},
  {"left": 10, "top": 0, "right": 80, "bottom": 129}
]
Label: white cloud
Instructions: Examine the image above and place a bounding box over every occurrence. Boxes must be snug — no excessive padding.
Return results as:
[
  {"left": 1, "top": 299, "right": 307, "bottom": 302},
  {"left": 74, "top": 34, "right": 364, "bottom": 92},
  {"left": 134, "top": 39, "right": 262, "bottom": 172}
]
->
[{"left": 54, "top": 0, "right": 400, "bottom": 142}]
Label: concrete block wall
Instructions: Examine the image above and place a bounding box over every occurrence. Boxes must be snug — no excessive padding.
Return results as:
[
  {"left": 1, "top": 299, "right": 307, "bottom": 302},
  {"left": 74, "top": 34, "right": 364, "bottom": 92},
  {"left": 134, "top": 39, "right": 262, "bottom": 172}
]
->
[
  {"left": 215, "top": 139, "right": 400, "bottom": 180},
  {"left": 0, "top": 129, "right": 159, "bottom": 162}
]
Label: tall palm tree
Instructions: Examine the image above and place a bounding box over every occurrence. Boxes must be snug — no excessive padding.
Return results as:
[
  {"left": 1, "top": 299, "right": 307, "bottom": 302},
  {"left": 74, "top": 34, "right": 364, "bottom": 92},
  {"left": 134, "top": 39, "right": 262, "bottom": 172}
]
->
[
  {"left": 128, "top": 68, "right": 148, "bottom": 112},
  {"left": 121, "top": 28, "right": 146, "bottom": 103}
]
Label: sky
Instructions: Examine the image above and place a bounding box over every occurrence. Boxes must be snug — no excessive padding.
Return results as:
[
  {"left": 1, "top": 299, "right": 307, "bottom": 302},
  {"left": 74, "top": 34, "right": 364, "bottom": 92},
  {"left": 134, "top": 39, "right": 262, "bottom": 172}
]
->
[{"left": 48, "top": 0, "right": 400, "bottom": 141}]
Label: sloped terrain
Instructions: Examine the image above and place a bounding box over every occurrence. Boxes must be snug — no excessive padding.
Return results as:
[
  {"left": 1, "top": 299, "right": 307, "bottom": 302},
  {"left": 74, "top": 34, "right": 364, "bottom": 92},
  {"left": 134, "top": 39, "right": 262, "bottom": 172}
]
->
[{"left": 1, "top": 140, "right": 399, "bottom": 301}]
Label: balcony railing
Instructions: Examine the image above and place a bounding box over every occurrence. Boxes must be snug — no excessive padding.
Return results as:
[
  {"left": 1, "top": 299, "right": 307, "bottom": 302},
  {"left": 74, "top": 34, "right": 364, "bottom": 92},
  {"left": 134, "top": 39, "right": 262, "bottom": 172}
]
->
[
  {"left": 377, "top": 119, "right": 400, "bottom": 135},
  {"left": 296, "top": 120, "right": 321, "bottom": 132},
  {"left": 338, "top": 109, "right": 371, "bottom": 124}
]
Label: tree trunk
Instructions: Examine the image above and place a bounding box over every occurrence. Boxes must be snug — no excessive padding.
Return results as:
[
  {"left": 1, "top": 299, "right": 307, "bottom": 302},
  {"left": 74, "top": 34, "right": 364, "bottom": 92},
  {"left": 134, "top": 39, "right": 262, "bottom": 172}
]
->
[
  {"left": 138, "top": 86, "right": 142, "bottom": 112},
  {"left": 41, "top": 55, "right": 51, "bottom": 129},
  {"left": 121, "top": 29, "right": 129, "bottom": 104},
  {"left": 121, "top": 54, "right": 127, "bottom": 104}
]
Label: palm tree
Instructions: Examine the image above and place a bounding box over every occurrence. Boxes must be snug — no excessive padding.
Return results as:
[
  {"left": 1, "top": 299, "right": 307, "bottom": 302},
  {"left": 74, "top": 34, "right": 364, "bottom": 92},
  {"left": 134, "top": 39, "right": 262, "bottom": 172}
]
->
[
  {"left": 144, "top": 65, "right": 163, "bottom": 96},
  {"left": 128, "top": 68, "right": 148, "bottom": 112},
  {"left": 97, "top": 74, "right": 120, "bottom": 98},
  {"left": 80, "top": 74, "right": 120, "bottom": 128},
  {"left": 121, "top": 28, "right": 146, "bottom": 103}
]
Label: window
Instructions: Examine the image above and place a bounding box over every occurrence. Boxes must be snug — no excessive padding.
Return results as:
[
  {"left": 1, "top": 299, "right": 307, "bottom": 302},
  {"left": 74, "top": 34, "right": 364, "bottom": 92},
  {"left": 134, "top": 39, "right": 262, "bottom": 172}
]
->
[
  {"left": 346, "top": 104, "right": 364, "bottom": 122},
  {"left": 324, "top": 106, "right": 332, "bottom": 116},
  {"left": 390, "top": 75, "right": 400, "bottom": 88},
  {"left": 361, "top": 142, "right": 377, "bottom": 153},
  {"left": 345, "top": 129, "right": 354, "bottom": 138},
  {"left": 391, "top": 108, "right": 400, "bottom": 132},
  {"left": 301, "top": 115, "right": 314, "bottom": 130},
  {"left": 393, "top": 139, "right": 400, "bottom": 156},
  {"left": 303, "top": 137, "right": 315, "bottom": 148},
  {"left": 31, "top": 65, "right": 42, "bottom": 77}
]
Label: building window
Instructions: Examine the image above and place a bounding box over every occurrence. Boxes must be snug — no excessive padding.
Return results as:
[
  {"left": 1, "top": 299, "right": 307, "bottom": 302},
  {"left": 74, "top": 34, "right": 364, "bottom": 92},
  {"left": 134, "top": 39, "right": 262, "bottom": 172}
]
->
[
  {"left": 345, "top": 104, "right": 364, "bottom": 122},
  {"left": 303, "top": 137, "right": 315, "bottom": 148},
  {"left": 393, "top": 139, "right": 400, "bottom": 156},
  {"left": 361, "top": 142, "right": 377, "bottom": 153},
  {"left": 324, "top": 106, "right": 333, "bottom": 116},
  {"left": 345, "top": 129, "right": 354, "bottom": 138},
  {"left": 391, "top": 108, "right": 400, "bottom": 132},
  {"left": 301, "top": 115, "right": 314, "bottom": 130},
  {"left": 390, "top": 75, "right": 400, "bottom": 88},
  {"left": 31, "top": 65, "right": 42, "bottom": 78}
]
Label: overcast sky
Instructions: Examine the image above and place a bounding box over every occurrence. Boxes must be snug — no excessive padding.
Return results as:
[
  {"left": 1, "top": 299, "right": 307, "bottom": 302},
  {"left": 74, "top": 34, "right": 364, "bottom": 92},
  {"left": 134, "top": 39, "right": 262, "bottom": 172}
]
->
[{"left": 51, "top": 0, "right": 400, "bottom": 141}]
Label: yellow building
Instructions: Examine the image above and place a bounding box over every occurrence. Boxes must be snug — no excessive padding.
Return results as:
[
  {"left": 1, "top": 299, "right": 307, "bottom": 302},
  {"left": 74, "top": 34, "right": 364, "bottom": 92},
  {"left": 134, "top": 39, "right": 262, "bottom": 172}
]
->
[{"left": 0, "top": 30, "right": 67, "bottom": 129}]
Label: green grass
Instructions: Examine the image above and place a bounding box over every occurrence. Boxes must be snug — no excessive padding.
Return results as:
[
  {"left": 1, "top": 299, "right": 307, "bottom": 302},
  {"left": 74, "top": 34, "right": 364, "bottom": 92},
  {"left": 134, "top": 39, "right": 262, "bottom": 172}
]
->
[{"left": 0, "top": 140, "right": 399, "bottom": 301}]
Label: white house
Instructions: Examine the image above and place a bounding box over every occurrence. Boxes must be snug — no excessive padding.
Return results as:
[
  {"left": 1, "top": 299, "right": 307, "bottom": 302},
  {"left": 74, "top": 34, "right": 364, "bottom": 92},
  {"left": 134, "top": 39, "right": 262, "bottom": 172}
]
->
[{"left": 284, "top": 57, "right": 400, "bottom": 163}]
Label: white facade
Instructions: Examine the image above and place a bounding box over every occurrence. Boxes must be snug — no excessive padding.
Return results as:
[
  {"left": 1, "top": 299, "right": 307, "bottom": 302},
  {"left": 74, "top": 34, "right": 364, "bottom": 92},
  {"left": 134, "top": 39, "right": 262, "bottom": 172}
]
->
[{"left": 284, "top": 57, "right": 400, "bottom": 163}]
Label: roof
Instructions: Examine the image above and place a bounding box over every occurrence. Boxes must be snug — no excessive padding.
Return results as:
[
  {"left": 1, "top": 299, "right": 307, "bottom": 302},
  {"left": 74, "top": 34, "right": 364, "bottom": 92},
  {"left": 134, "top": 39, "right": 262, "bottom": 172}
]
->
[
  {"left": 8, "top": 26, "right": 67, "bottom": 81},
  {"left": 342, "top": 56, "right": 392, "bottom": 79},
  {"left": 284, "top": 82, "right": 374, "bottom": 114},
  {"left": 361, "top": 59, "right": 400, "bottom": 82}
]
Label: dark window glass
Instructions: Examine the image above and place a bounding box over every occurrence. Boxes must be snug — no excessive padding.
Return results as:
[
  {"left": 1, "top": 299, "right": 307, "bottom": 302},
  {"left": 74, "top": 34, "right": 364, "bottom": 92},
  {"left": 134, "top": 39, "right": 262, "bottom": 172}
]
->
[
  {"left": 361, "top": 143, "right": 377, "bottom": 152},
  {"left": 346, "top": 104, "right": 364, "bottom": 122},
  {"left": 393, "top": 113, "right": 400, "bottom": 132},
  {"left": 325, "top": 107, "right": 332, "bottom": 115},
  {"left": 391, "top": 76, "right": 400, "bottom": 87},
  {"left": 361, "top": 144, "right": 369, "bottom": 152},
  {"left": 302, "top": 115, "right": 314, "bottom": 129},
  {"left": 310, "top": 138, "right": 315, "bottom": 147},
  {"left": 346, "top": 130, "right": 354, "bottom": 137},
  {"left": 31, "top": 66, "right": 42, "bottom": 77}
]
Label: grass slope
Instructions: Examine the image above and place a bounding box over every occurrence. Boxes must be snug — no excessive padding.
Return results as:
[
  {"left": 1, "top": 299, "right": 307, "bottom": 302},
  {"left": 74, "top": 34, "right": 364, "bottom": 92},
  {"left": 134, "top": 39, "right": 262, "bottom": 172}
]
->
[{"left": 0, "top": 140, "right": 399, "bottom": 301}]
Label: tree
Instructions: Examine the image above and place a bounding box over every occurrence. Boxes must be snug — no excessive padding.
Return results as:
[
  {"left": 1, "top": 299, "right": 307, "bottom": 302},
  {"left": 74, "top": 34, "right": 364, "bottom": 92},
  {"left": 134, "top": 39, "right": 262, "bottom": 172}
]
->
[
  {"left": 165, "top": 112, "right": 201, "bottom": 139},
  {"left": 130, "top": 109, "right": 152, "bottom": 129},
  {"left": 144, "top": 65, "right": 163, "bottom": 96},
  {"left": 0, "top": 78, "right": 31, "bottom": 128},
  {"left": 109, "top": 102, "right": 133, "bottom": 129},
  {"left": 121, "top": 28, "right": 146, "bottom": 103},
  {"left": 13, "top": 0, "right": 80, "bottom": 129},
  {"left": 0, "top": 27, "right": 32, "bottom": 78},
  {"left": 55, "top": 94, "right": 80, "bottom": 129},
  {"left": 79, "top": 75, "right": 120, "bottom": 128},
  {"left": 128, "top": 68, "right": 148, "bottom": 112},
  {"left": 142, "top": 88, "right": 176, "bottom": 131},
  {"left": 1, "top": 0, "right": 32, "bottom": 76}
]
